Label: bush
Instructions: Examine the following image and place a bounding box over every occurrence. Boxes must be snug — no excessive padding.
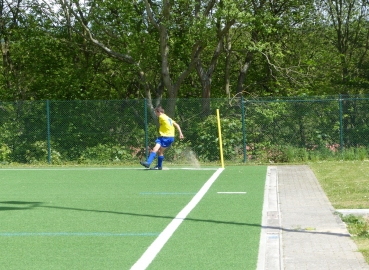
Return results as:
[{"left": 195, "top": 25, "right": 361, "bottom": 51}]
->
[
  {"left": 192, "top": 115, "right": 244, "bottom": 162},
  {"left": 0, "top": 143, "right": 11, "bottom": 162},
  {"left": 78, "top": 144, "right": 137, "bottom": 164},
  {"left": 25, "top": 141, "right": 63, "bottom": 164},
  {"left": 341, "top": 214, "right": 369, "bottom": 238},
  {"left": 356, "top": 147, "right": 368, "bottom": 161}
]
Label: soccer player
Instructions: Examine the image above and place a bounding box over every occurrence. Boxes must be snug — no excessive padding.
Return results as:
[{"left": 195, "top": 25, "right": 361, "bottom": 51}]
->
[{"left": 140, "top": 106, "right": 184, "bottom": 170}]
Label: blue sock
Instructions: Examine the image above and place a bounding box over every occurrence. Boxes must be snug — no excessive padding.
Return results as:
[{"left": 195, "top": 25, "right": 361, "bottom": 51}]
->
[
  {"left": 158, "top": 156, "right": 164, "bottom": 167},
  {"left": 147, "top": 152, "right": 157, "bottom": 165}
]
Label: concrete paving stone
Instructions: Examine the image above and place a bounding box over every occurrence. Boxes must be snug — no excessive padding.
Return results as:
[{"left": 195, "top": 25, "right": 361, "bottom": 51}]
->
[{"left": 257, "top": 165, "right": 369, "bottom": 270}]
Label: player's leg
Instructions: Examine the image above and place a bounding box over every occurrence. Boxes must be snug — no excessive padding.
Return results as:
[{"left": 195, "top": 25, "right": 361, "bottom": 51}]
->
[
  {"left": 157, "top": 147, "right": 166, "bottom": 168},
  {"left": 155, "top": 137, "right": 174, "bottom": 169},
  {"left": 140, "top": 141, "right": 161, "bottom": 168},
  {"left": 149, "top": 147, "right": 165, "bottom": 170},
  {"left": 141, "top": 137, "right": 174, "bottom": 169},
  {"left": 147, "top": 143, "right": 161, "bottom": 163}
]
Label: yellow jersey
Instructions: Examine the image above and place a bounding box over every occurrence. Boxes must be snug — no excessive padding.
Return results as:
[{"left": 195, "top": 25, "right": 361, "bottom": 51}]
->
[{"left": 158, "top": 113, "right": 175, "bottom": 137}]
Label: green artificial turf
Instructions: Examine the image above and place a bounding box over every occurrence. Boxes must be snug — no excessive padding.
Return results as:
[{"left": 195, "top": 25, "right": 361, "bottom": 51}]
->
[
  {"left": 0, "top": 166, "right": 267, "bottom": 270},
  {"left": 149, "top": 166, "right": 267, "bottom": 270}
]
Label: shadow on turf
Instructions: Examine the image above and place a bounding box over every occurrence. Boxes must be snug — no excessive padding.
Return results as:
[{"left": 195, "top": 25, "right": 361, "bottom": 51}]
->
[
  {"left": 0, "top": 201, "right": 42, "bottom": 211},
  {"left": 0, "top": 200, "right": 351, "bottom": 238}
]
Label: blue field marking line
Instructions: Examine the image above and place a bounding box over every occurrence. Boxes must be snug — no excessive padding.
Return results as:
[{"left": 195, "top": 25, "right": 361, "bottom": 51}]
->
[{"left": 0, "top": 232, "right": 159, "bottom": 237}]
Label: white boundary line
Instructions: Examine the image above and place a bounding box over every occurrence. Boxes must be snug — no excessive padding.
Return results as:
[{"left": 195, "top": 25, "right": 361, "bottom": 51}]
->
[
  {"left": 130, "top": 168, "right": 224, "bottom": 270},
  {"left": 0, "top": 167, "right": 217, "bottom": 171},
  {"left": 0, "top": 167, "right": 218, "bottom": 171},
  {"left": 256, "top": 166, "right": 283, "bottom": 270},
  {"left": 256, "top": 167, "right": 270, "bottom": 270}
]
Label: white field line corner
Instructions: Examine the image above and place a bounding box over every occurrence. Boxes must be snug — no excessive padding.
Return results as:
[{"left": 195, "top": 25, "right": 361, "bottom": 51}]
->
[{"left": 130, "top": 168, "right": 224, "bottom": 270}]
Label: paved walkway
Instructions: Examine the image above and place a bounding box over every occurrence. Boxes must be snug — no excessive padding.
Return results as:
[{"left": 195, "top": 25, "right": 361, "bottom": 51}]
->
[{"left": 257, "top": 165, "right": 369, "bottom": 270}]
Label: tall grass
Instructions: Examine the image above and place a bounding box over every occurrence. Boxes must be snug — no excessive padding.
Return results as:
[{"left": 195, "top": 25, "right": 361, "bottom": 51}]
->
[
  {"left": 309, "top": 161, "right": 369, "bottom": 264},
  {"left": 259, "top": 145, "right": 369, "bottom": 163},
  {"left": 309, "top": 161, "right": 369, "bottom": 209}
]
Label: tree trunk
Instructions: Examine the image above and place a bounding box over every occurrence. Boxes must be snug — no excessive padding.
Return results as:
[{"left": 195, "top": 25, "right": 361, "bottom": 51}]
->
[
  {"left": 225, "top": 32, "right": 231, "bottom": 99},
  {"left": 196, "top": 19, "right": 235, "bottom": 116},
  {"left": 236, "top": 52, "right": 254, "bottom": 95}
]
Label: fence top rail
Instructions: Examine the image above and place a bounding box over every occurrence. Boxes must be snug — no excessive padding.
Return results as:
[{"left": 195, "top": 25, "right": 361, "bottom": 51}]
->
[
  {"left": 1, "top": 95, "right": 369, "bottom": 105},
  {"left": 242, "top": 94, "right": 369, "bottom": 103}
]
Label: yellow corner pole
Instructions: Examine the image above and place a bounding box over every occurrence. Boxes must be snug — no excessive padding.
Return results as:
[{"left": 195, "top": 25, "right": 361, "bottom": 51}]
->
[{"left": 216, "top": 109, "right": 225, "bottom": 168}]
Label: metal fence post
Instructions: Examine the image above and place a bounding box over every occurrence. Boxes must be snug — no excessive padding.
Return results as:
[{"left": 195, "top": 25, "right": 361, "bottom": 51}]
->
[
  {"left": 339, "top": 94, "right": 344, "bottom": 151},
  {"left": 144, "top": 98, "right": 149, "bottom": 159},
  {"left": 46, "top": 100, "right": 51, "bottom": 164},
  {"left": 241, "top": 96, "right": 247, "bottom": 163}
]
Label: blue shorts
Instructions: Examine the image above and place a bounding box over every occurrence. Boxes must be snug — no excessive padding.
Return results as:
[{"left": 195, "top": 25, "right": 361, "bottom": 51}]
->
[{"left": 155, "top": 136, "right": 174, "bottom": 148}]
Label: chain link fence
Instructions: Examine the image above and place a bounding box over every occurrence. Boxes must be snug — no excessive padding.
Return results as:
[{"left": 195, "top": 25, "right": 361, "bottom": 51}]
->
[{"left": 0, "top": 95, "right": 368, "bottom": 165}]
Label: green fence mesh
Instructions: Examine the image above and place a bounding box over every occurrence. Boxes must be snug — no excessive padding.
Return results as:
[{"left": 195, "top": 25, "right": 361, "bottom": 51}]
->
[{"left": 0, "top": 95, "right": 368, "bottom": 165}]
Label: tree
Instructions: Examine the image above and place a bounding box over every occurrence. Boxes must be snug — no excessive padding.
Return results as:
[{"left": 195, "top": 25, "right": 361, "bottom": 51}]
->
[
  {"left": 228, "top": 0, "right": 315, "bottom": 97},
  {"left": 320, "top": 0, "right": 369, "bottom": 93},
  {"left": 0, "top": 0, "right": 24, "bottom": 99},
  {"left": 194, "top": 0, "right": 236, "bottom": 115},
  {"left": 143, "top": 0, "right": 204, "bottom": 116}
]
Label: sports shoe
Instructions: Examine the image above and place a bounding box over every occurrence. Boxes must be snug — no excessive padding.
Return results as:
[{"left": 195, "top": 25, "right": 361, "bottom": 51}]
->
[
  {"left": 140, "top": 161, "right": 150, "bottom": 168},
  {"left": 150, "top": 166, "right": 162, "bottom": 170}
]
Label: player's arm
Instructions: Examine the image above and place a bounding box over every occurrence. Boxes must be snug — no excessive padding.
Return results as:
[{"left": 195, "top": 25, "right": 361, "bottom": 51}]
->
[{"left": 173, "top": 122, "right": 184, "bottom": 139}]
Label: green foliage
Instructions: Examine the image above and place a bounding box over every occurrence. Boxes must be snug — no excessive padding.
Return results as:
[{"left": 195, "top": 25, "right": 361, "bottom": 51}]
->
[
  {"left": 25, "top": 141, "right": 62, "bottom": 165},
  {"left": 334, "top": 147, "right": 369, "bottom": 161},
  {"left": 192, "top": 115, "right": 244, "bottom": 162},
  {"left": 341, "top": 215, "right": 369, "bottom": 238},
  {"left": 161, "top": 140, "right": 195, "bottom": 163},
  {"left": 356, "top": 147, "right": 368, "bottom": 161},
  {"left": 2, "top": 0, "right": 369, "bottom": 100},
  {"left": 247, "top": 144, "right": 368, "bottom": 164},
  {"left": 78, "top": 144, "right": 136, "bottom": 164},
  {"left": 251, "top": 144, "right": 309, "bottom": 163},
  {"left": 0, "top": 144, "right": 11, "bottom": 162},
  {"left": 0, "top": 98, "right": 368, "bottom": 165},
  {"left": 191, "top": 116, "right": 219, "bottom": 161},
  {"left": 264, "top": 145, "right": 288, "bottom": 163}
]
